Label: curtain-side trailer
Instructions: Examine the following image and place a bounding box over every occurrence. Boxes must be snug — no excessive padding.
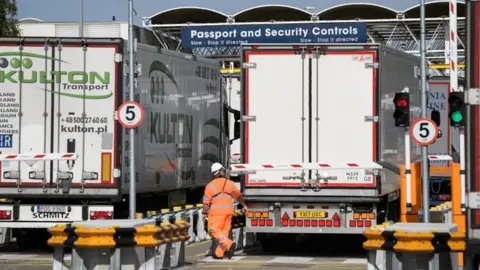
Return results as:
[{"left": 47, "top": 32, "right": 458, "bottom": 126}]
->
[
  {"left": 230, "top": 44, "right": 422, "bottom": 249},
  {"left": 0, "top": 37, "right": 233, "bottom": 250}
]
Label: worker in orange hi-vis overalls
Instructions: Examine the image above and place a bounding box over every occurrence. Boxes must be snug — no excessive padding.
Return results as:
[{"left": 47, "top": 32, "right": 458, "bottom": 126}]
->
[{"left": 202, "top": 162, "right": 248, "bottom": 260}]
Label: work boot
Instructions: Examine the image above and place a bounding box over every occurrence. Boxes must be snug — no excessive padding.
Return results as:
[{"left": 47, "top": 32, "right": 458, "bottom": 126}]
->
[
  {"left": 213, "top": 255, "right": 223, "bottom": 260},
  {"left": 227, "top": 242, "right": 236, "bottom": 259}
]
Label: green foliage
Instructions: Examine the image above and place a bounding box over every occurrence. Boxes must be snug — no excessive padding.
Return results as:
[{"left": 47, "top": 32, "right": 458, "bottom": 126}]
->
[{"left": 0, "top": 0, "right": 19, "bottom": 37}]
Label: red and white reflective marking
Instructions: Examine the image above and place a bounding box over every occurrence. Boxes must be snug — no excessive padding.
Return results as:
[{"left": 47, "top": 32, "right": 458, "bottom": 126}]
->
[
  {"left": 428, "top": 155, "right": 452, "bottom": 161},
  {"left": 231, "top": 162, "right": 382, "bottom": 171},
  {"left": 449, "top": 0, "right": 458, "bottom": 93},
  {"left": 0, "top": 153, "right": 78, "bottom": 161}
]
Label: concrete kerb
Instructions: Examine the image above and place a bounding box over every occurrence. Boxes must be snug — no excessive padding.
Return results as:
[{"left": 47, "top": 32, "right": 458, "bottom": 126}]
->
[
  {"left": 143, "top": 203, "right": 245, "bottom": 249},
  {"left": 429, "top": 201, "right": 453, "bottom": 223},
  {"left": 363, "top": 222, "right": 465, "bottom": 270},
  {"left": 363, "top": 221, "right": 393, "bottom": 270},
  {"left": 144, "top": 204, "right": 212, "bottom": 244},
  {"left": 47, "top": 219, "right": 191, "bottom": 270}
]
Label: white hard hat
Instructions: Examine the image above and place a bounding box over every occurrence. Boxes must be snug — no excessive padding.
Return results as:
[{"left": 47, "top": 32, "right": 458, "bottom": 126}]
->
[{"left": 211, "top": 162, "right": 224, "bottom": 173}]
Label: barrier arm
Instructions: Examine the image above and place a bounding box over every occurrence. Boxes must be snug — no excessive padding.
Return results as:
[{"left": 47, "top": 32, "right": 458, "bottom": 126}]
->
[
  {"left": 231, "top": 162, "right": 382, "bottom": 190},
  {"left": 0, "top": 153, "right": 79, "bottom": 192}
]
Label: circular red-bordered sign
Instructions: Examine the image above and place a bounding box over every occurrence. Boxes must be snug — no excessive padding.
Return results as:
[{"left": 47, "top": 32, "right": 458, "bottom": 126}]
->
[
  {"left": 117, "top": 101, "right": 144, "bottom": 128},
  {"left": 410, "top": 118, "right": 439, "bottom": 146}
]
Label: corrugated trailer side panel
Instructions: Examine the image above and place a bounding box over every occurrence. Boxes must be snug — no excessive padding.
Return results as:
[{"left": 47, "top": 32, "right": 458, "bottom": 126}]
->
[
  {"left": 131, "top": 44, "right": 226, "bottom": 195},
  {"left": 377, "top": 45, "right": 421, "bottom": 194}
]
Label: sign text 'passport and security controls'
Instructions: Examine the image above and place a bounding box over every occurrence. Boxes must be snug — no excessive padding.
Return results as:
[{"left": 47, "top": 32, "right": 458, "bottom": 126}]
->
[{"left": 181, "top": 23, "right": 367, "bottom": 48}]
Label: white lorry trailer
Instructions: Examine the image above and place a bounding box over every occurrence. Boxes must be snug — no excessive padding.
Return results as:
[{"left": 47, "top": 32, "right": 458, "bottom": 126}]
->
[
  {"left": 0, "top": 36, "right": 234, "bottom": 249},
  {"left": 230, "top": 44, "right": 422, "bottom": 248}
]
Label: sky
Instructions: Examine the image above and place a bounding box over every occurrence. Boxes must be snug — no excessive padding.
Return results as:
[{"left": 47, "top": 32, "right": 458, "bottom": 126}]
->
[{"left": 17, "top": 0, "right": 443, "bottom": 25}]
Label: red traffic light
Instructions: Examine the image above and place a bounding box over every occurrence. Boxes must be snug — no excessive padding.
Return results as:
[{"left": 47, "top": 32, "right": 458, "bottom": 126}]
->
[
  {"left": 393, "top": 92, "right": 410, "bottom": 127},
  {"left": 394, "top": 97, "right": 408, "bottom": 108}
]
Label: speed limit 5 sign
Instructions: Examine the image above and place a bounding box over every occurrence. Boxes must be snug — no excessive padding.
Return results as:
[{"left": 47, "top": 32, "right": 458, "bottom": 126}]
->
[
  {"left": 410, "top": 118, "right": 439, "bottom": 146},
  {"left": 118, "top": 101, "right": 144, "bottom": 128}
]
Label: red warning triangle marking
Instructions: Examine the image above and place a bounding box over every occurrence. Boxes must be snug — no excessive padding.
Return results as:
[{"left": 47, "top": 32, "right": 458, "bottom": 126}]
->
[
  {"left": 359, "top": 55, "right": 364, "bottom": 61},
  {"left": 282, "top": 212, "right": 290, "bottom": 220},
  {"left": 332, "top": 213, "right": 340, "bottom": 220}
]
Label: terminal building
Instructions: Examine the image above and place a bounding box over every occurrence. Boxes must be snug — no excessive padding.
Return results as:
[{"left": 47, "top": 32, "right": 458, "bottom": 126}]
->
[{"left": 18, "top": 1, "right": 465, "bottom": 77}]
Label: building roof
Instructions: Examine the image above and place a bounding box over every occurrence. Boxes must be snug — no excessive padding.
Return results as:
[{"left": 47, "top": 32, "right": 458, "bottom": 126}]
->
[{"left": 146, "top": 1, "right": 466, "bottom": 24}]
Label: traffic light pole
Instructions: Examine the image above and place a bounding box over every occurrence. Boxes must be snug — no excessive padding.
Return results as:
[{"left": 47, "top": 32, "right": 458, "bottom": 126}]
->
[
  {"left": 419, "top": 0, "right": 430, "bottom": 223},
  {"left": 449, "top": 0, "right": 466, "bottom": 214},
  {"left": 128, "top": 0, "right": 137, "bottom": 219}
]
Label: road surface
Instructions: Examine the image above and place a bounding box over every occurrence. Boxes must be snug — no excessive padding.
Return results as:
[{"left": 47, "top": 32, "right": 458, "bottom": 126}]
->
[{"left": 0, "top": 235, "right": 367, "bottom": 269}]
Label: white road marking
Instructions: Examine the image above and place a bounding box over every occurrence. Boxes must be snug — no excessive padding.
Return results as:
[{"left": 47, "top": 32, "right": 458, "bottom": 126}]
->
[
  {"left": 199, "top": 256, "right": 246, "bottom": 262},
  {"left": 0, "top": 253, "right": 71, "bottom": 261},
  {"left": 0, "top": 254, "right": 39, "bottom": 260},
  {"left": 267, "top": 257, "right": 314, "bottom": 264},
  {"left": 343, "top": 258, "right": 367, "bottom": 264}
]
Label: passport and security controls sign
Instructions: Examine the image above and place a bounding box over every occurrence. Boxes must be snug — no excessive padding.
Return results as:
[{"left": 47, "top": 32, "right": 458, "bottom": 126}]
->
[{"left": 181, "top": 23, "right": 367, "bottom": 48}]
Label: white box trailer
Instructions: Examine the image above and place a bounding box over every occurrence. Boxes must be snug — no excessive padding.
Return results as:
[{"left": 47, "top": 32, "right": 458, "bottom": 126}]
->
[
  {"left": 0, "top": 37, "right": 231, "bottom": 249},
  {"left": 231, "top": 44, "right": 422, "bottom": 243}
]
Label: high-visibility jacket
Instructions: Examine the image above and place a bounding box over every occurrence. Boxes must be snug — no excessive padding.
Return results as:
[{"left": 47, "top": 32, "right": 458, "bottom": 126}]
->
[{"left": 202, "top": 177, "right": 241, "bottom": 216}]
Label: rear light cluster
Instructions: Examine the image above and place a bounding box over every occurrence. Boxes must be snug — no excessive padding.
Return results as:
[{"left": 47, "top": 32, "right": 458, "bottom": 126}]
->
[
  {"left": 282, "top": 219, "right": 340, "bottom": 227},
  {"left": 0, "top": 210, "right": 11, "bottom": 220},
  {"left": 281, "top": 212, "right": 340, "bottom": 227},
  {"left": 349, "top": 212, "right": 375, "bottom": 227},
  {"left": 247, "top": 211, "right": 273, "bottom": 227},
  {"left": 90, "top": 211, "right": 113, "bottom": 220}
]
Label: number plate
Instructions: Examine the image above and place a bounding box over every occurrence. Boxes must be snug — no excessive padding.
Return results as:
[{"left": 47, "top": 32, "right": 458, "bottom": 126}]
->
[
  {"left": 343, "top": 171, "right": 364, "bottom": 181},
  {"left": 295, "top": 211, "right": 326, "bottom": 218},
  {"left": 37, "top": 206, "right": 66, "bottom": 213}
]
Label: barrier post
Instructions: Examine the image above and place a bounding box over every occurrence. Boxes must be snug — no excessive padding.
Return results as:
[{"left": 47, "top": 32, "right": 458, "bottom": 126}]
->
[
  {"left": 400, "top": 162, "right": 423, "bottom": 222},
  {"left": 48, "top": 224, "right": 72, "bottom": 270},
  {"left": 48, "top": 219, "right": 192, "bottom": 270},
  {"left": 364, "top": 222, "right": 465, "bottom": 270},
  {"left": 451, "top": 162, "right": 466, "bottom": 266}
]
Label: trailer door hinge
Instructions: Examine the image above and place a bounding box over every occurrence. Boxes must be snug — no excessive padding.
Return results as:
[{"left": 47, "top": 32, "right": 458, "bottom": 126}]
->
[
  {"left": 242, "top": 62, "right": 256, "bottom": 69},
  {"left": 365, "top": 62, "right": 379, "bottom": 69},
  {"left": 466, "top": 88, "right": 480, "bottom": 105},
  {"left": 468, "top": 192, "right": 480, "bottom": 209},
  {"left": 242, "top": 115, "right": 256, "bottom": 122},
  {"left": 364, "top": 116, "right": 379, "bottom": 122},
  {"left": 114, "top": 53, "right": 122, "bottom": 63}
]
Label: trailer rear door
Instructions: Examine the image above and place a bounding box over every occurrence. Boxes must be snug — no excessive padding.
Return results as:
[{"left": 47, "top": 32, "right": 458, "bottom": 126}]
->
[
  {"left": 311, "top": 50, "right": 377, "bottom": 187},
  {"left": 241, "top": 46, "right": 377, "bottom": 188},
  {"left": 0, "top": 38, "right": 121, "bottom": 193},
  {"left": 243, "top": 50, "right": 308, "bottom": 186}
]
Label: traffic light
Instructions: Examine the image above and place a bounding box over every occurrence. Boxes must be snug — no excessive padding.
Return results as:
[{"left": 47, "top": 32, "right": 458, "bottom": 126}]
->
[
  {"left": 448, "top": 92, "right": 466, "bottom": 127},
  {"left": 393, "top": 92, "right": 410, "bottom": 127}
]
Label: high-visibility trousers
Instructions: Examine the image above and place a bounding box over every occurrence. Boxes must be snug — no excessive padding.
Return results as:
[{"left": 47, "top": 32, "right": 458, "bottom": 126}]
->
[{"left": 208, "top": 214, "right": 233, "bottom": 258}]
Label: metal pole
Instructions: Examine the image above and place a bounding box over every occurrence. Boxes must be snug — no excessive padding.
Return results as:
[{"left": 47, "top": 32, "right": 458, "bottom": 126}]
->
[
  {"left": 449, "top": 0, "right": 466, "bottom": 213},
  {"left": 128, "top": 0, "right": 136, "bottom": 219},
  {"left": 79, "top": 0, "right": 84, "bottom": 37},
  {"left": 419, "top": 0, "right": 430, "bottom": 223},
  {"left": 465, "top": 1, "right": 472, "bottom": 262}
]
